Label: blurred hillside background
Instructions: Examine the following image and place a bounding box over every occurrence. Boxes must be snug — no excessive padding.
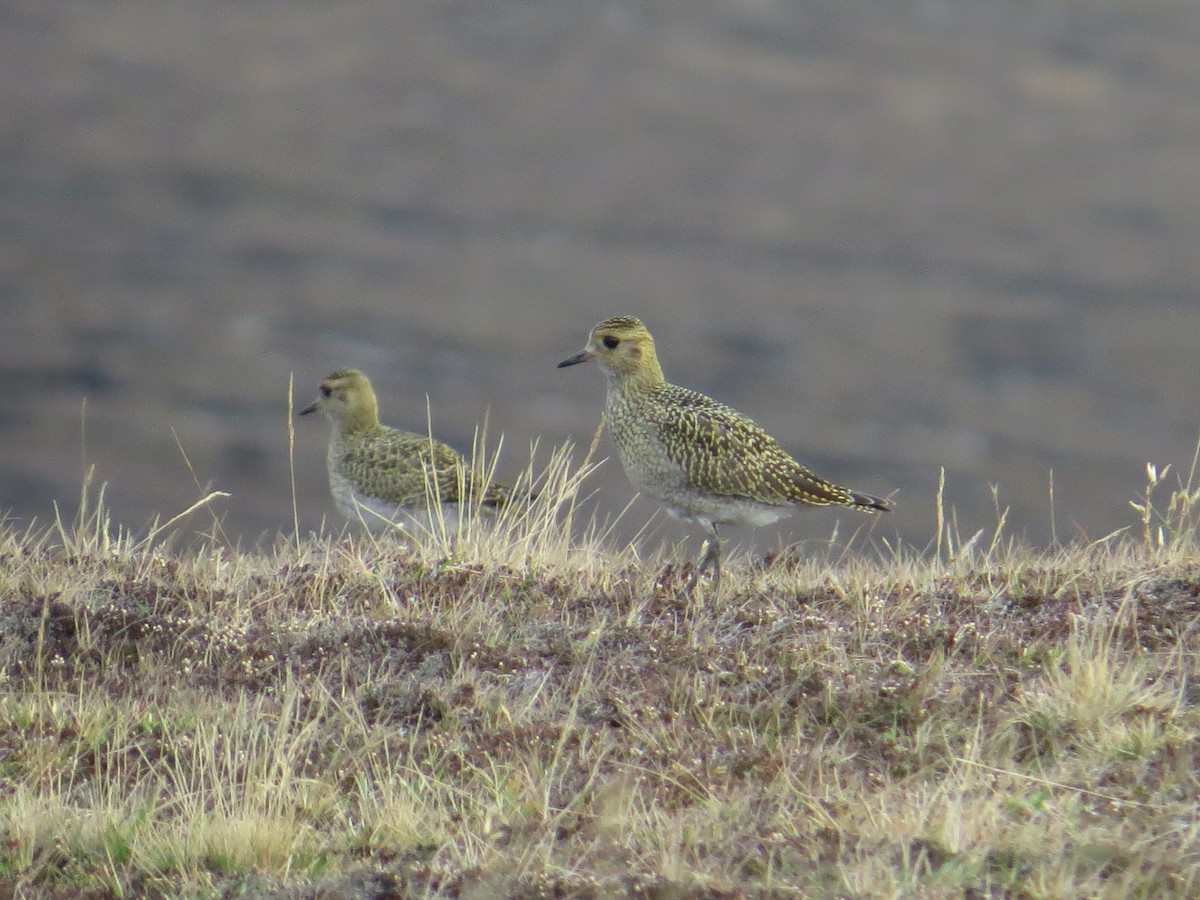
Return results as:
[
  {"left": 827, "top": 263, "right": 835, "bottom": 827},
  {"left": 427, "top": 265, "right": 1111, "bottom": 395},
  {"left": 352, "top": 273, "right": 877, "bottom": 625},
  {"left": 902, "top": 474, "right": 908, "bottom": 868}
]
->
[{"left": 4, "top": 0, "right": 1200, "bottom": 554}]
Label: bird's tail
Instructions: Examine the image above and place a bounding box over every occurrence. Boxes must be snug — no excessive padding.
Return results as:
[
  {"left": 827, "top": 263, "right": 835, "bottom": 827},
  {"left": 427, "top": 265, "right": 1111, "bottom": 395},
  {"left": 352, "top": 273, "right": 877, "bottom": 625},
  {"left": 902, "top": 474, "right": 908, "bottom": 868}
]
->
[{"left": 849, "top": 491, "right": 894, "bottom": 512}]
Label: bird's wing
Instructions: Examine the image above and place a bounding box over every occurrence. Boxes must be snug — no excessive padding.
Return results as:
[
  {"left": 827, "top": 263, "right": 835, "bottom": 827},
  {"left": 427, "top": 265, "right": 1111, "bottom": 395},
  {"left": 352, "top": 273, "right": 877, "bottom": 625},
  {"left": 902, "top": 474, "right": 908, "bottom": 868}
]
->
[
  {"left": 345, "top": 429, "right": 510, "bottom": 508},
  {"left": 340, "top": 430, "right": 468, "bottom": 505},
  {"left": 651, "top": 387, "right": 858, "bottom": 507}
]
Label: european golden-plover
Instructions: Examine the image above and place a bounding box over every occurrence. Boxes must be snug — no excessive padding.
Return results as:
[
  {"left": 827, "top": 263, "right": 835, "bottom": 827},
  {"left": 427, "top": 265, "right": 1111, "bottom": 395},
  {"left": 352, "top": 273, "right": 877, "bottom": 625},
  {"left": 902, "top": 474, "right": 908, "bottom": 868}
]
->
[
  {"left": 558, "top": 316, "right": 892, "bottom": 592},
  {"left": 300, "top": 368, "right": 508, "bottom": 532}
]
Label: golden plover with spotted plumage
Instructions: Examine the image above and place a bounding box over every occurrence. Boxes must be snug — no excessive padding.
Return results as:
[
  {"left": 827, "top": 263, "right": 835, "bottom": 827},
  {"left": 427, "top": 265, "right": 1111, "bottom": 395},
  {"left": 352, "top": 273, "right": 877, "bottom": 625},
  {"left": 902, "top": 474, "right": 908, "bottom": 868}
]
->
[
  {"left": 300, "top": 368, "right": 509, "bottom": 532},
  {"left": 558, "top": 316, "right": 893, "bottom": 593}
]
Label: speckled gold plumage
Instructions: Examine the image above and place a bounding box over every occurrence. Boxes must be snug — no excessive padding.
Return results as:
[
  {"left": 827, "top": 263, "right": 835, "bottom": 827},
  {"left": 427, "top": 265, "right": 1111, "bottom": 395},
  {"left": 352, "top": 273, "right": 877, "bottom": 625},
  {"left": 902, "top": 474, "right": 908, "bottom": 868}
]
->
[
  {"left": 558, "top": 316, "right": 892, "bottom": 592},
  {"left": 300, "top": 369, "right": 508, "bottom": 530}
]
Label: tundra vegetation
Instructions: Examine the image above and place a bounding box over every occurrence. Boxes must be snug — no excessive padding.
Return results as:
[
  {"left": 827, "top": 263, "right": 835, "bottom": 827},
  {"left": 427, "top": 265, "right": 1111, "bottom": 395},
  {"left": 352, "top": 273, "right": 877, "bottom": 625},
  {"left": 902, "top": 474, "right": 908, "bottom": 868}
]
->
[{"left": 1, "top": 433, "right": 1198, "bottom": 898}]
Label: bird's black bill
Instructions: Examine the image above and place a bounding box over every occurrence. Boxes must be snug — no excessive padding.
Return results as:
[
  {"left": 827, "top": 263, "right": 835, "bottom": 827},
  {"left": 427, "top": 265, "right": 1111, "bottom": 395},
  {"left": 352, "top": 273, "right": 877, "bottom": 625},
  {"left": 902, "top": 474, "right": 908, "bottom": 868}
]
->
[
  {"left": 298, "top": 402, "right": 320, "bottom": 416},
  {"left": 557, "top": 350, "right": 593, "bottom": 368}
]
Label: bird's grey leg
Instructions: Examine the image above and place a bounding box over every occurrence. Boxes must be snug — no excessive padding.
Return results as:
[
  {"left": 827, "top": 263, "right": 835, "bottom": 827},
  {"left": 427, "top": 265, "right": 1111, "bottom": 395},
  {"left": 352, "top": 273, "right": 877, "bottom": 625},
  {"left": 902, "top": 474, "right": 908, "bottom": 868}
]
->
[{"left": 684, "top": 523, "right": 721, "bottom": 596}]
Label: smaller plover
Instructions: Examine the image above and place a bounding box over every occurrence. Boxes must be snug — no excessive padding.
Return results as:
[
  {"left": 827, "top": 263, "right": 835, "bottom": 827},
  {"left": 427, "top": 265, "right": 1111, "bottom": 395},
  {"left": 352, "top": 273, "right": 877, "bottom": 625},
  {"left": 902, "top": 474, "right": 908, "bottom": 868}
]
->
[{"left": 300, "top": 368, "right": 508, "bottom": 532}]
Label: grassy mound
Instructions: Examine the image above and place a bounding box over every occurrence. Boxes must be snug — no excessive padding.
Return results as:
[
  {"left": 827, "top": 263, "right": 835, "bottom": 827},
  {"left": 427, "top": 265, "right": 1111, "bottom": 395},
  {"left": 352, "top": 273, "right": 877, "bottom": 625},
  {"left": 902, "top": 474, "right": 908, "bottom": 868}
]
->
[{"left": 1, "top": 451, "right": 1198, "bottom": 897}]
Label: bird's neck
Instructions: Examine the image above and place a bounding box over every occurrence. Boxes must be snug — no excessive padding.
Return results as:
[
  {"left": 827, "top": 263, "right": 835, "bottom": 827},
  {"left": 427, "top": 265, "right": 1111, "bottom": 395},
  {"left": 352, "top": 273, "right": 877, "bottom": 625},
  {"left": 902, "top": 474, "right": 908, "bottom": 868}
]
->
[
  {"left": 336, "top": 408, "right": 380, "bottom": 437},
  {"left": 605, "top": 355, "right": 666, "bottom": 399}
]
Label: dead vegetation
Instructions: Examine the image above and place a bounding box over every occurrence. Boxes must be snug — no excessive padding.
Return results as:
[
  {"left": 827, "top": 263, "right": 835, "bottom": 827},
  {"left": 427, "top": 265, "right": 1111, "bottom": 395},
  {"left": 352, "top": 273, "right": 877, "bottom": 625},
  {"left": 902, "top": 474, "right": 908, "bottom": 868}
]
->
[{"left": 0, "top": 451, "right": 1199, "bottom": 898}]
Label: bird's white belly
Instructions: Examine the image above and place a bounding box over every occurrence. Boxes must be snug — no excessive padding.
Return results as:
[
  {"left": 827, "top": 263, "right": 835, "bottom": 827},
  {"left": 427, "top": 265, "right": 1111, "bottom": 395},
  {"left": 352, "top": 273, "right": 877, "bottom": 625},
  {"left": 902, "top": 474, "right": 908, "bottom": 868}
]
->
[
  {"left": 622, "top": 454, "right": 792, "bottom": 529},
  {"left": 330, "top": 472, "right": 466, "bottom": 534},
  {"left": 662, "top": 491, "right": 793, "bottom": 528}
]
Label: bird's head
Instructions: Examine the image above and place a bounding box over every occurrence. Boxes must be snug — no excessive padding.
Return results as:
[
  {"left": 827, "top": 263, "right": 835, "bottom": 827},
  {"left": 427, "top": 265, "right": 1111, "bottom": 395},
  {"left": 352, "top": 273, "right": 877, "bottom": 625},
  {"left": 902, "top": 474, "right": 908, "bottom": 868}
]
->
[
  {"left": 299, "top": 368, "right": 380, "bottom": 431},
  {"left": 557, "top": 315, "right": 665, "bottom": 388}
]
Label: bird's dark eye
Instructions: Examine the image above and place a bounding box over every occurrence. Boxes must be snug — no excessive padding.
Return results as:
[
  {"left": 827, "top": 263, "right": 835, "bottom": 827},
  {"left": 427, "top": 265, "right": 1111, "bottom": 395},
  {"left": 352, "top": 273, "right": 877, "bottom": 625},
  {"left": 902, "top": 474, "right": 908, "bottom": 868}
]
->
[
  {"left": 320, "top": 384, "right": 332, "bottom": 397},
  {"left": 601, "top": 335, "right": 619, "bottom": 350}
]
